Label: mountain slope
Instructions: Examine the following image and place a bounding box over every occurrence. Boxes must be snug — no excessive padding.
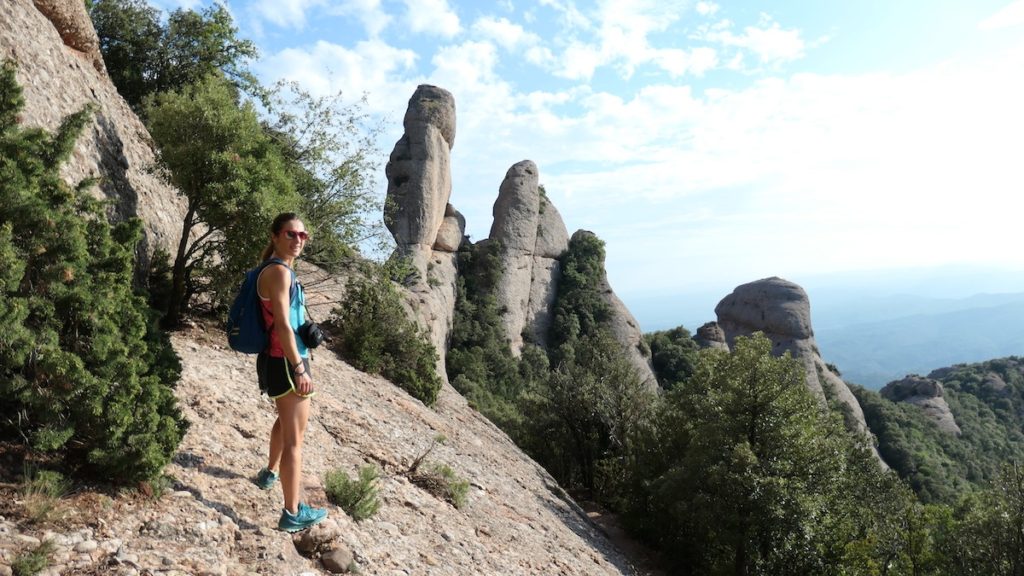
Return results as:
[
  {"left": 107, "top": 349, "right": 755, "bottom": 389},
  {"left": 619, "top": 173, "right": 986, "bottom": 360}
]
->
[{"left": 2, "top": 324, "right": 639, "bottom": 575}]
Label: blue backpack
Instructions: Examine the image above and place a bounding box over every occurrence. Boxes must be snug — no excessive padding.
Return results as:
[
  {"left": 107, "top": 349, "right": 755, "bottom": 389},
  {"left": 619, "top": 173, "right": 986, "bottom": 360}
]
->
[{"left": 226, "top": 258, "right": 295, "bottom": 354}]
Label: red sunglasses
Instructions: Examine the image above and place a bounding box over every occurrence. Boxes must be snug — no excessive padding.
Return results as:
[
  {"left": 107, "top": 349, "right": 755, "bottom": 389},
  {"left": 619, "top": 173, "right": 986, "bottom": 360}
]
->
[{"left": 283, "top": 230, "right": 309, "bottom": 241}]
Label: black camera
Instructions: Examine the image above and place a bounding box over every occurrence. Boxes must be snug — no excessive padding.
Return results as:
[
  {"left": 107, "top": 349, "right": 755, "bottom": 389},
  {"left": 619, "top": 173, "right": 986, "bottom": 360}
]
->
[{"left": 298, "top": 321, "right": 325, "bottom": 349}]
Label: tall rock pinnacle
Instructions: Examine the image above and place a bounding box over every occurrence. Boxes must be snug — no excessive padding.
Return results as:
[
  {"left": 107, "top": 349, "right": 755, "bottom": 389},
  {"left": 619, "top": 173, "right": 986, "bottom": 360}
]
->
[{"left": 384, "top": 85, "right": 464, "bottom": 368}]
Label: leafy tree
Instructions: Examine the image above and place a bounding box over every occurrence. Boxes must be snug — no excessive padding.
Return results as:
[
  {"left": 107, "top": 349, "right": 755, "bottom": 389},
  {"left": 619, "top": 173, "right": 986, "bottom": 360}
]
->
[
  {"left": 645, "top": 325, "right": 700, "bottom": 390},
  {"left": 0, "top": 61, "right": 186, "bottom": 482},
  {"left": 144, "top": 75, "right": 298, "bottom": 326},
  {"left": 649, "top": 334, "right": 899, "bottom": 574},
  {"left": 261, "top": 81, "right": 387, "bottom": 269},
  {"left": 90, "top": 0, "right": 258, "bottom": 109},
  {"left": 941, "top": 464, "right": 1024, "bottom": 575}
]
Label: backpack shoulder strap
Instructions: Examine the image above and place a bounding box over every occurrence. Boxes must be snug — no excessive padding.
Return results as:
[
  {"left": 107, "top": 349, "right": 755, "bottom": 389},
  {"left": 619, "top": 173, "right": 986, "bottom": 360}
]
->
[{"left": 260, "top": 258, "right": 297, "bottom": 301}]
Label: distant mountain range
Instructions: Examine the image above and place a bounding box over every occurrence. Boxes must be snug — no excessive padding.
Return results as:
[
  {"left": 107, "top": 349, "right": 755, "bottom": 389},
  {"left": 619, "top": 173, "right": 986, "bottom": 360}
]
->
[
  {"left": 816, "top": 296, "right": 1024, "bottom": 388},
  {"left": 626, "top": 266, "right": 1024, "bottom": 390}
]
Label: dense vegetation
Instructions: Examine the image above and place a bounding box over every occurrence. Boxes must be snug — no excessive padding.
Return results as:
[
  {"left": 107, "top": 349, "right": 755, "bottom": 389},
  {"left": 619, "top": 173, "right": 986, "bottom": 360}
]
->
[
  {"left": 0, "top": 61, "right": 186, "bottom": 482},
  {"left": 855, "top": 357, "right": 1024, "bottom": 504},
  {"left": 328, "top": 266, "right": 442, "bottom": 406}
]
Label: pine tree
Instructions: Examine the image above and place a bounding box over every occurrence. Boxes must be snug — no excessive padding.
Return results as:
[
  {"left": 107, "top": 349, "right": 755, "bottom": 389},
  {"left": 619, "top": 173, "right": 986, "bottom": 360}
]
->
[{"left": 0, "top": 61, "right": 186, "bottom": 482}]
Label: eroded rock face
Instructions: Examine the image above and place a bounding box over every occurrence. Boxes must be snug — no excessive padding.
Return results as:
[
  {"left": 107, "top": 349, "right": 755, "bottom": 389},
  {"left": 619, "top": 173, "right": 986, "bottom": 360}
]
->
[
  {"left": 2, "top": 0, "right": 188, "bottom": 272},
  {"left": 695, "top": 321, "right": 729, "bottom": 350},
  {"left": 881, "top": 375, "right": 961, "bottom": 435},
  {"left": 385, "top": 85, "right": 457, "bottom": 276},
  {"left": 715, "top": 277, "right": 869, "bottom": 433},
  {"left": 383, "top": 86, "right": 461, "bottom": 371},
  {"left": 31, "top": 0, "right": 104, "bottom": 72}
]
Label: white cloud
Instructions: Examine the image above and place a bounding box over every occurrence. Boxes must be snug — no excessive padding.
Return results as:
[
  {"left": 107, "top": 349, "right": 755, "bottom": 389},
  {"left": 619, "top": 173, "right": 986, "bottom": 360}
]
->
[
  {"left": 695, "top": 1, "right": 719, "bottom": 16},
  {"left": 258, "top": 39, "right": 418, "bottom": 112},
  {"left": 251, "top": 0, "right": 324, "bottom": 29},
  {"left": 327, "top": 0, "right": 392, "bottom": 37},
  {"left": 978, "top": 0, "right": 1024, "bottom": 29},
  {"left": 403, "top": 0, "right": 461, "bottom": 37},
  {"left": 699, "top": 14, "right": 807, "bottom": 66},
  {"left": 471, "top": 16, "right": 538, "bottom": 51}
]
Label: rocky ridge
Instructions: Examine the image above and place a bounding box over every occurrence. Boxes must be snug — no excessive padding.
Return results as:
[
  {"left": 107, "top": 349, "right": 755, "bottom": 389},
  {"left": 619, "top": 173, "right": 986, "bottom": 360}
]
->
[
  {"left": 715, "top": 277, "right": 870, "bottom": 434},
  {"left": 881, "top": 375, "right": 962, "bottom": 435},
  {"left": 0, "top": 326, "right": 640, "bottom": 576}
]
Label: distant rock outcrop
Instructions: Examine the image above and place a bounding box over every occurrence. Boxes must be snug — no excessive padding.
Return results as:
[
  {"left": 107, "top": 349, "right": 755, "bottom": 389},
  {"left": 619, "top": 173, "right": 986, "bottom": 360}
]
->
[
  {"left": 715, "top": 277, "right": 869, "bottom": 433},
  {"left": 881, "top": 375, "right": 961, "bottom": 435},
  {"left": 1, "top": 0, "right": 187, "bottom": 271},
  {"left": 694, "top": 321, "right": 729, "bottom": 350},
  {"left": 384, "top": 85, "right": 463, "bottom": 368}
]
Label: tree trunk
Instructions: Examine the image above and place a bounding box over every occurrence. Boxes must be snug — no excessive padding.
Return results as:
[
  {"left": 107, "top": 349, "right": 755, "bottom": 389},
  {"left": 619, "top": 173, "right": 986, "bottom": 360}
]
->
[{"left": 164, "top": 202, "right": 195, "bottom": 329}]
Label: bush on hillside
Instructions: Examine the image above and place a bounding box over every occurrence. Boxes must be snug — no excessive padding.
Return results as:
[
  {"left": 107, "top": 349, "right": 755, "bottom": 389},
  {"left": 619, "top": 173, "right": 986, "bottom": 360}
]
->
[
  {"left": 325, "top": 465, "right": 381, "bottom": 521},
  {"left": 0, "top": 61, "right": 186, "bottom": 483},
  {"left": 329, "top": 269, "right": 441, "bottom": 406}
]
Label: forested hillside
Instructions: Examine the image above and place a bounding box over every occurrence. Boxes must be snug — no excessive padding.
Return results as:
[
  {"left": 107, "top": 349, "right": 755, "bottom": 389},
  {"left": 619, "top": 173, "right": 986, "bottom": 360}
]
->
[{"left": 855, "top": 356, "right": 1024, "bottom": 503}]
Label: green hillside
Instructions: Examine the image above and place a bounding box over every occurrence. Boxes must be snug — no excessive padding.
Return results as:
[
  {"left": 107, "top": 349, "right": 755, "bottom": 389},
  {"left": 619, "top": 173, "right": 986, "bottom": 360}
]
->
[{"left": 855, "top": 356, "right": 1024, "bottom": 503}]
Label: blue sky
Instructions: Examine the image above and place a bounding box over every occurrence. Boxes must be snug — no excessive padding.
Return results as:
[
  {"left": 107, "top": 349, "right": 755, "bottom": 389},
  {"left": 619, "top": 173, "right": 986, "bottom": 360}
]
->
[{"left": 155, "top": 0, "right": 1024, "bottom": 324}]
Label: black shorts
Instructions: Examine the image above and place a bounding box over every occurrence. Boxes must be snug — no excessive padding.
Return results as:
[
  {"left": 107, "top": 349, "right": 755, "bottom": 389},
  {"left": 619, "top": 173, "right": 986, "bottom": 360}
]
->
[{"left": 257, "top": 353, "right": 313, "bottom": 398}]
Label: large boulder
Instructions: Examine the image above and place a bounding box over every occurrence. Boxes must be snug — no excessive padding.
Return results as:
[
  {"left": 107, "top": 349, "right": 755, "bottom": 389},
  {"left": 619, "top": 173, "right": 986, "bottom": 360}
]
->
[
  {"left": 30, "top": 0, "right": 104, "bottom": 72},
  {"left": 694, "top": 321, "right": 728, "bottom": 350},
  {"left": 881, "top": 375, "right": 961, "bottom": 435},
  {"left": 1, "top": 0, "right": 188, "bottom": 273},
  {"left": 715, "top": 277, "right": 869, "bottom": 433}
]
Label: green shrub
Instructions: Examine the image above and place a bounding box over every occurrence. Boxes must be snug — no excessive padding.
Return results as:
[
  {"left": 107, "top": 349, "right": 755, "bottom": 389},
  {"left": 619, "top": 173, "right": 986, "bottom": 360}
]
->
[
  {"left": 12, "top": 540, "right": 55, "bottom": 576},
  {"left": 330, "top": 270, "right": 441, "bottom": 406},
  {"left": 0, "top": 61, "right": 186, "bottom": 483},
  {"left": 412, "top": 463, "right": 469, "bottom": 509},
  {"left": 20, "top": 467, "right": 69, "bottom": 524},
  {"left": 325, "top": 465, "right": 381, "bottom": 521}
]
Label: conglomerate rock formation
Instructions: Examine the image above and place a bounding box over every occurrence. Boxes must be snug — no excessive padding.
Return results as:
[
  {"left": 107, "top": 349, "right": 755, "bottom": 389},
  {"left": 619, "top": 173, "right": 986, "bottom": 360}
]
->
[
  {"left": 384, "top": 85, "right": 464, "bottom": 365},
  {"left": 715, "top": 277, "right": 870, "bottom": 433},
  {"left": 488, "top": 160, "right": 568, "bottom": 353},
  {"left": 881, "top": 375, "right": 962, "bottom": 435},
  {"left": 1, "top": 0, "right": 187, "bottom": 271}
]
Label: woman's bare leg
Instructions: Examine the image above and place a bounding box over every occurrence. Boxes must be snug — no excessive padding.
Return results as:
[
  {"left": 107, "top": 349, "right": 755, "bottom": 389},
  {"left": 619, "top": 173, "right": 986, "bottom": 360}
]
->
[
  {"left": 267, "top": 417, "right": 283, "bottom": 473},
  {"left": 274, "top": 392, "right": 311, "bottom": 514}
]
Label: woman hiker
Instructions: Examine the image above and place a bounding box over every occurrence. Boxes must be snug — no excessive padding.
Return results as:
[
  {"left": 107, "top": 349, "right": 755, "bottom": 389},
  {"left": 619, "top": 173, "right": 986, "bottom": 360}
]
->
[{"left": 253, "top": 212, "right": 328, "bottom": 532}]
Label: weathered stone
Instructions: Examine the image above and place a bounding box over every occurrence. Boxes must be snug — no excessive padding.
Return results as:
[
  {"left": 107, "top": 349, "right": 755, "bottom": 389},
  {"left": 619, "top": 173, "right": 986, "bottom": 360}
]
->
[
  {"left": 292, "top": 519, "right": 342, "bottom": 555},
  {"left": 321, "top": 546, "right": 355, "bottom": 574},
  {"left": 385, "top": 85, "right": 456, "bottom": 263},
  {"left": 30, "top": 0, "right": 104, "bottom": 72},
  {"left": 534, "top": 195, "right": 570, "bottom": 259},
  {"left": 433, "top": 204, "right": 465, "bottom": 252},
  {"left": 716, "top": 277, "right": 869, "bottom": 435},
  {"left": 694, "top": 322, "right": 728, "bottom": 350},
  {"left": 1, "top": 0, "right": 188, "bottom": 276},
  {"left": 881, "top": 376, "right": 961, "bottom": 435}
]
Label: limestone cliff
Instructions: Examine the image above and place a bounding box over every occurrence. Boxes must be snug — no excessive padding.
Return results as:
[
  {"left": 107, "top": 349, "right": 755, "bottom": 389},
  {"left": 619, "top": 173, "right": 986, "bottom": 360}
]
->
[
  {"left": 715, "top": 277, "right": 870, "bottom": 434},
  {"left": 881, "top": 375, "right": 962, "bottom": 435},
  {"left": 1, "top": 0, "right": 187, "bottom": 270}
]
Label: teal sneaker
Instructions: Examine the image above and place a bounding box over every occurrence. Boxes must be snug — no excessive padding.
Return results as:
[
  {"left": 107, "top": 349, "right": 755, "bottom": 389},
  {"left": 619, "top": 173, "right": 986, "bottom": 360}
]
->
[
  {"left": 255, "top": 467, "right": 278, "bottom": 490},
  {"left": 278, "top": 502, "right": 328, "bottom": 533}
]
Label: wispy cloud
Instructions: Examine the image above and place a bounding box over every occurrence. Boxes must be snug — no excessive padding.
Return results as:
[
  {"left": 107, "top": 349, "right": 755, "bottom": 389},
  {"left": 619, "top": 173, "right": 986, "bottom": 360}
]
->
[
  {"left": 250, "top": 0, "right": 324, "bottom": 29},
  {"left": 327, "top": 0, "right": 392, "bottom": 37},
  {"left": 696, "top": 14, "right": 808, "bottom": 67},
  {"left": 402, "top": 0, "right": 462, "bottom": 37},
  {"left": 978, "top": 0, "right": 1024, "bottom": 30}
]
